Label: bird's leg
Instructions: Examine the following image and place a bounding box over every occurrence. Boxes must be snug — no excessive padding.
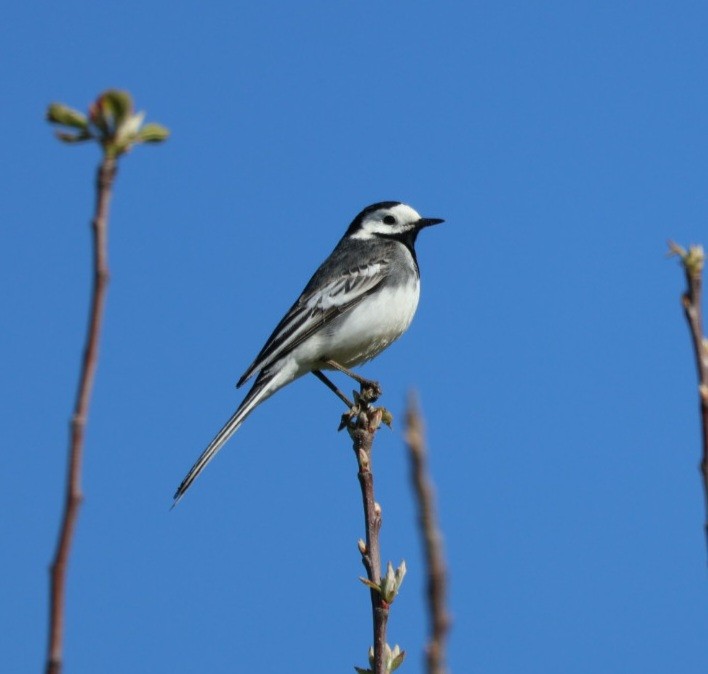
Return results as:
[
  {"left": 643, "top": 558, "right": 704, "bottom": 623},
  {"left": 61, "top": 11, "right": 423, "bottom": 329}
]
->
[
  {"left": 312, "top": 369, "right": 362, "bottom": 430},
  {"left": 317, "top": 361, "right": 387, "bottom": 431},
  {"left": 324, "top": 359, "right": 382, "bottom": 403},
  {"left": 312, "top": 370, "right": 354, "bottom": 408}
]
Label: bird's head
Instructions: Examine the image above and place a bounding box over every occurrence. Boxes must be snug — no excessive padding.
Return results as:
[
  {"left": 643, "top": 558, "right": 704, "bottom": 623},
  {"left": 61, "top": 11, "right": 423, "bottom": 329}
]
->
[{"left": 346, "top": 202, "right": 444, "bottom": 241}]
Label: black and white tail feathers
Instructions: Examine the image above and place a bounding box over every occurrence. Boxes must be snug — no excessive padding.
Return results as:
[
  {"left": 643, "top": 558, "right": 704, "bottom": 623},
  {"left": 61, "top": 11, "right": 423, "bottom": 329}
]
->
[{"left": 172, "top": 367, "right": 289, "bottom": 505}]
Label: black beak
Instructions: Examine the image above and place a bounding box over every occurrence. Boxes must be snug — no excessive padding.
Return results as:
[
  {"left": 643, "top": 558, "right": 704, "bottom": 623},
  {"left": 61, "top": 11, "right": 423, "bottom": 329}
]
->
[{"left": 417, "top": 217, "right": 444, "bottom": 229}]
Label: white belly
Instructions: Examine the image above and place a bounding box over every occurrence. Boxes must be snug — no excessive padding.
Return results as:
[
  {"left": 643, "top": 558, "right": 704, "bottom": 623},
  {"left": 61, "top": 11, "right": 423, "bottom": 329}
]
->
[{"left": 317, "top": 278, "right": 420, "bottom": 367}]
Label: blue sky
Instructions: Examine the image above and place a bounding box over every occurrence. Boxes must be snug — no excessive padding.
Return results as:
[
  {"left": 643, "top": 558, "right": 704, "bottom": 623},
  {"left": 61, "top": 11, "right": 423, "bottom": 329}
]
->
[{"left": 3, "top": 2, "right": 708, "bottom": 672}]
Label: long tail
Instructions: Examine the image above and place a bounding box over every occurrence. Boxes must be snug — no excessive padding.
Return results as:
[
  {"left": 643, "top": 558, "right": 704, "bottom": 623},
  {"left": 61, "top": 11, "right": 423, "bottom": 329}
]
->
[{"left": 173, "top": 365, "right": 294, "bottom": 506}]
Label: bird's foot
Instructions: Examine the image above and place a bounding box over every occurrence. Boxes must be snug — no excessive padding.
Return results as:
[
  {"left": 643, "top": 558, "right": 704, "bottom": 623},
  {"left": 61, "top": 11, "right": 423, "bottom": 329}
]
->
[
  {"left": 338, "top": 384, "right": 391, "bottom": 432},
  {"left": 357, "top": 378, "right": 382, "bottom": 404},
  {"left": 323, "top": 359, "right": 381, "bottom": 402}
]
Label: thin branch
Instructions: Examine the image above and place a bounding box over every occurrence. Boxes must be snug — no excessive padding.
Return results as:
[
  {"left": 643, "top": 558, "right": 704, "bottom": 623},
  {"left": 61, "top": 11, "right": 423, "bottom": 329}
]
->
[
  {"left": 45, "top": 156, "right": 116, "bottom": 674},
  {"left": 44, "top": 89, "right": 167, "bottom": 674},
  {"left": 668, "top": 241, "right": 708, "bottom": 559},
  {"left": 405, "top": 392, "right": 451, "bottom": 674},
  {"left": 347, "top": 388, "right": 391, "bottom": 674}
]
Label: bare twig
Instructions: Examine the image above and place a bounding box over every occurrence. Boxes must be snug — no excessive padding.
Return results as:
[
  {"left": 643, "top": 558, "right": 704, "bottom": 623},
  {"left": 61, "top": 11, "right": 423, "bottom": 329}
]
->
[
  {"left": 44, "top": 90, "right": 168, "bottom": 674},
  {"left": 349, "top": 395, "right": 389, "bottom": 674},
  {"left": 345, "top": 386, "right": 407, "bottom": 674},
  {"left": 405, "top": 392, "right": 450, "bottom": 674},
  {"left": 45, "top": 156, "right": 116, "bottom": 674},
  {"left": 668, "top": 241, "right": 708, "bottom": 558}
]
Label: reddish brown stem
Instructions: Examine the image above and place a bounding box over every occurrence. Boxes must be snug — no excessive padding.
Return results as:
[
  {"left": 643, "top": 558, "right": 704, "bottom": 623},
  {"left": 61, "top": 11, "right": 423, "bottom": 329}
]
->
[
  {"left": 405, "top": 393, "right": 450, "bottom": 674},
  {"left": 671, "top": 242, "right": 708, "bottom": 559},
  {"left": 348, "top": 398, "right": 389, "bottom": 674},
  {"left": 45, "top": 156, "right": 116, "bottom": 674},
  {"left": 683, "top": 276, "right": 708, "bottom": 553}
]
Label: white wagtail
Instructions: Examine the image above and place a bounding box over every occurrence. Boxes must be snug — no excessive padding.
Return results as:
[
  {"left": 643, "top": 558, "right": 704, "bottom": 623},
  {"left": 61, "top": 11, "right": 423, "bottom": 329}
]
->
[{"left": 173, "top": 201, "right": 443, "bottom": 504}]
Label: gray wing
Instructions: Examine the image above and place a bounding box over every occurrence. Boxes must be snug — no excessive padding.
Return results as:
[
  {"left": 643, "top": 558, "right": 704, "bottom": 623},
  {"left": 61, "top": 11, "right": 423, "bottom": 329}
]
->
[{"left": 237, "top": 258, "right": 390, "bottom": 387}]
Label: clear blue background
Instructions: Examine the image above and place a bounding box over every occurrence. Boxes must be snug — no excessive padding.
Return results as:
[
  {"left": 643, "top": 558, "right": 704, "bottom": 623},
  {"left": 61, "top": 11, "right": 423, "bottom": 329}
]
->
[{"left": 2, "top": 1, "right": 707, "bottom": 672}]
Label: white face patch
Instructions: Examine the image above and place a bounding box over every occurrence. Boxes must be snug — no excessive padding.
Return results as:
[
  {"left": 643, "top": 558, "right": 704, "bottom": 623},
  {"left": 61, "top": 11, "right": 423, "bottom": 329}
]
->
[{"left": 351, "top": 203, "right": 423, "bottom": 240}]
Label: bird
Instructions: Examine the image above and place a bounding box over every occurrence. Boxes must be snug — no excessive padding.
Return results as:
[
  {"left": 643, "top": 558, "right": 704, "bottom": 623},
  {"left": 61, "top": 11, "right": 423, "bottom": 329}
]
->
[{"left": 173, "top": 201, "right": 443, "bottom": 504}]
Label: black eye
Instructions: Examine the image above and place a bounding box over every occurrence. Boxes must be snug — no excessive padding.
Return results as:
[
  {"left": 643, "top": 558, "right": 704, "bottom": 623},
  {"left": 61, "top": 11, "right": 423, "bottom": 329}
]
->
[{"left": 383, "top": 215, "right": 396, "bottom": 225}]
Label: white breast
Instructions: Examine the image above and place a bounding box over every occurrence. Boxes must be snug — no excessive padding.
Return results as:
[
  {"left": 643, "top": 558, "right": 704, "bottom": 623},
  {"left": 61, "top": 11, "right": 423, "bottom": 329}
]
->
[{"left": 319, "top": 277, "right": 421, "bottom": 367}]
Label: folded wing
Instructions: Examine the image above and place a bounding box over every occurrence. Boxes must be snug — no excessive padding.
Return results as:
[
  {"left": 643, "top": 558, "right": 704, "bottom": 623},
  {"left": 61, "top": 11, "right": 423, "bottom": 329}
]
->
[{"left": 237, "top": 259, "right": 390, "bottom": 386}]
